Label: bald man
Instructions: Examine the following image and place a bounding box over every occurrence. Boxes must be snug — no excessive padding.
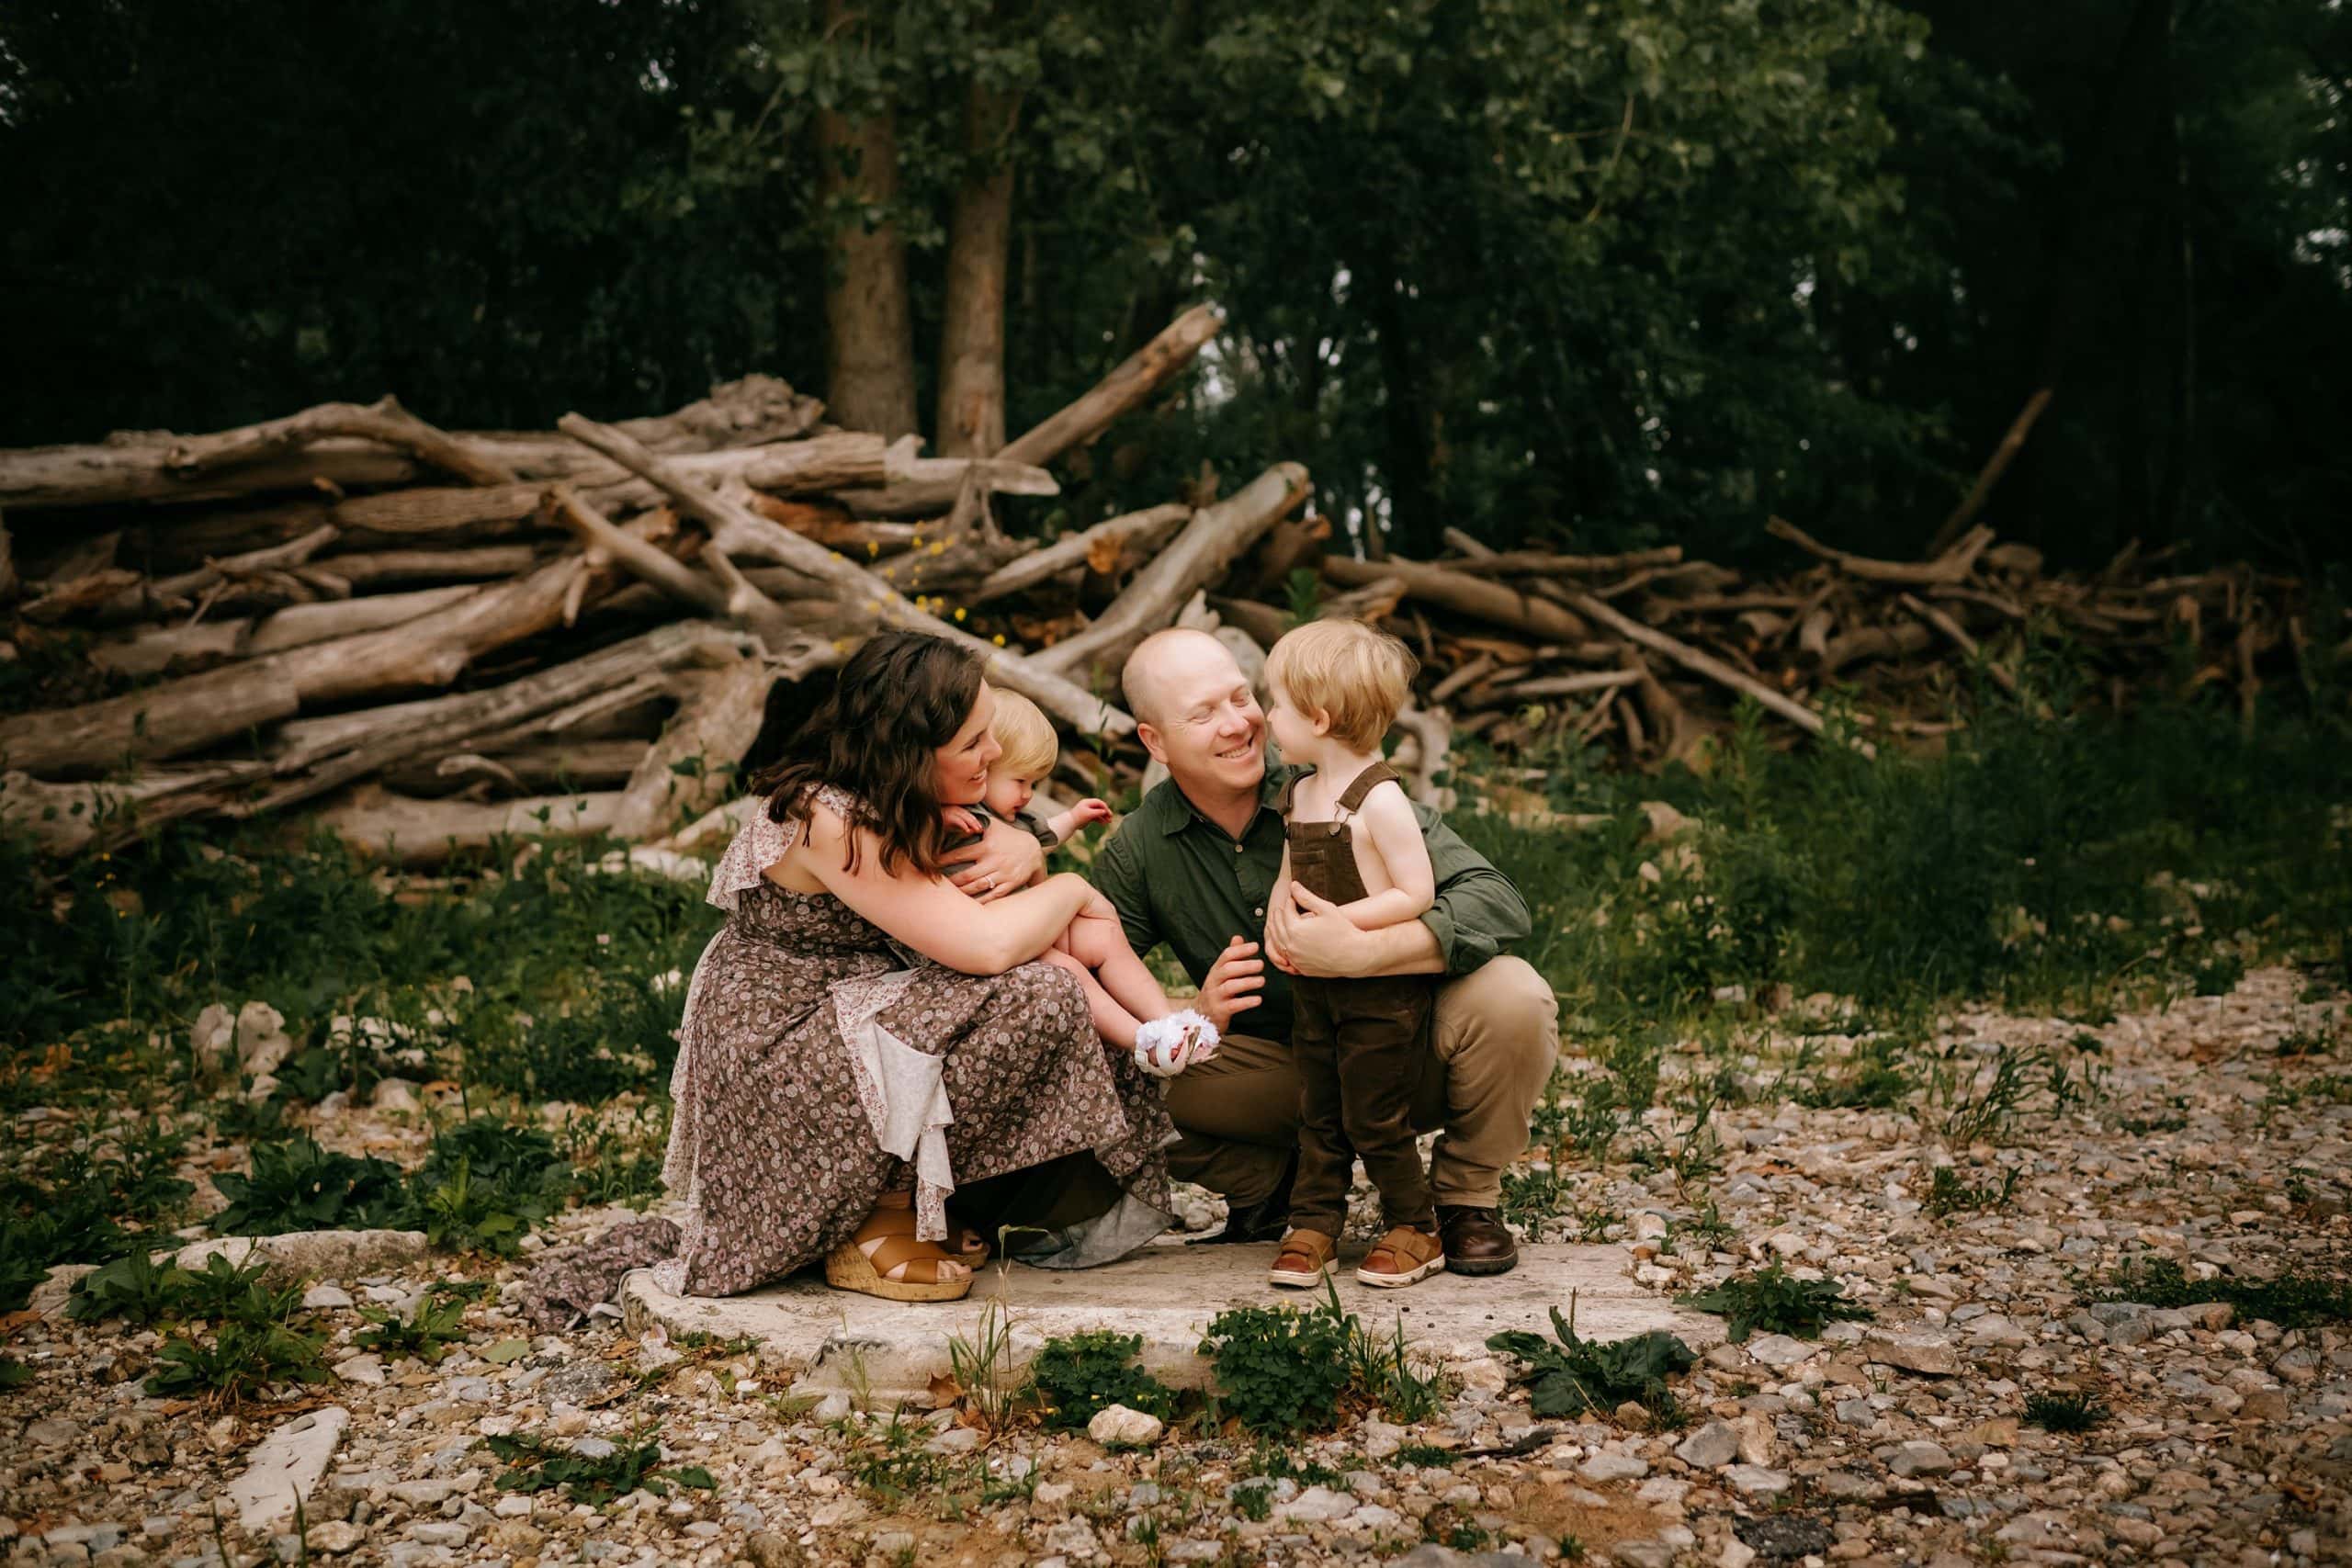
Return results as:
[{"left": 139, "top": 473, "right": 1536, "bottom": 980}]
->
[{"left": 1091, "top": 628, "right": 1559, "bottom": 1274}]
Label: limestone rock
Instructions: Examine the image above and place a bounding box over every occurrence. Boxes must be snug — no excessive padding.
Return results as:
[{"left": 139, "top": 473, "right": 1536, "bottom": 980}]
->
[
  {"left": 304, "top": 1520, "right": 365, "bottom": 1555},
  {"left": 169, "top": 1229, "right": 427, "bottom": 1281},
  {"left": 1862, "top": 1330, "right": 1958, "bottom": 1375},
  {"left": 1888, "top": 1440, "right": 1954, "bottom": 1477},
  {"left": 222, "top": 1407, "right": 351, "bottom": 1532},
  {"left": 1675, "top": 1421, "right": 1741, "bottom": 1470},
  {"left": 1086, "top": 1404, "right": 1164, "bottom": 1449},
  {"left": 1723, "top": 1464, "right": 1790, "bottom": 1496},
  {"left": 1577, "top": 1451, "right": 1649, "bottom": 1483},
  {"left": 1745, "top": 1333, "right": 1813, "bottom": 1369}
]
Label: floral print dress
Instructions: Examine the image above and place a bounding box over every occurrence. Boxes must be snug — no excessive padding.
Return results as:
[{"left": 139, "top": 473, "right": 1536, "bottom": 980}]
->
[{"left": 653, "top": 790, "right": 1174, "bottom": 1297}]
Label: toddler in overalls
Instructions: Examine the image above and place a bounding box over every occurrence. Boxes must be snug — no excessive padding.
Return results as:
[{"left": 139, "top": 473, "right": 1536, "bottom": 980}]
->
[{"left": 1260, "top": 619, "right": 1446, "bottom": 1289}]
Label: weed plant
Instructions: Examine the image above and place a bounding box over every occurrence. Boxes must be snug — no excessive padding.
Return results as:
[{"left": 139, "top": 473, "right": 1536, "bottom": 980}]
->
[
  {"left": 1025, "top": 1329, "right": 1177, "bottom": 1432},
  {"left": 2022, "top": 1388, "right": 2109, "bottom": 1432},
  {"left": 1487, "top": 1299, "right": 1696, "bottom": 1422},
  {"left": 2089, "top": 1255, "right": 2352, "bottom": 1329},
  {"left": 481, "top": 1425, "right": 713, "bottom": 1504},
  {"left": 1924, "top": 1164, "right": 2021, "bottom": 1218},
  {"left": 1678, "top": 1262, "right": 1875, "bottom": 1342}
]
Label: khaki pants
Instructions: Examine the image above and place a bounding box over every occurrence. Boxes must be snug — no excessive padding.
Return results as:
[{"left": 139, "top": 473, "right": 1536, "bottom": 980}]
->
[{"left": 1160, "top": 955, "right": 1560, "bottom": 1211}]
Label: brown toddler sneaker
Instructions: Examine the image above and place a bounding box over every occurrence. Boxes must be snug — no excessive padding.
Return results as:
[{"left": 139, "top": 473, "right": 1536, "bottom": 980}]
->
[
  {"left": 1355, "top": 1224, "right": 1445, "bottom": 1289},
  {"left": 1268, "top": 1228, "right": 1338, "bottom": 1289}
]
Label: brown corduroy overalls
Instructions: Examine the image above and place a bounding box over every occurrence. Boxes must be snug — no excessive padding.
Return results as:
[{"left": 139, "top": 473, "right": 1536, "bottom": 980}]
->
[{"left": 1280, "top": 761, "right": 1439, "bottom": 1237}]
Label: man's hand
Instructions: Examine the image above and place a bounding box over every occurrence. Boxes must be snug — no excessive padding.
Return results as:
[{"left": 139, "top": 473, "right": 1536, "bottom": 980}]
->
[
  {"left": 1266, "top": 883, "right": 1373, "bottom": 977},
  {"left": 942, "top": 818, "right": 1046, "bottom": 902},
  {"left": 1195, "top": 936, "right": 1266, "bottom": 1033}
]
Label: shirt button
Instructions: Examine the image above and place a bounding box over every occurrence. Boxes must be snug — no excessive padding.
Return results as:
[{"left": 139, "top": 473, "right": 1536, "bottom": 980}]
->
[{"left": 1253, "top": 907, "right": 1264, "bottom": 917}]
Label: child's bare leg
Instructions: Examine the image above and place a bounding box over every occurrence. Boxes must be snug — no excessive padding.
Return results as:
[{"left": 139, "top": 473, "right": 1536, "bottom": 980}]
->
[
  {"left": 1041, "top": 947, "right": 1148, "bottom": 1050},
  {"left": 1060, "top": 917, "right": 1173, "bottom": 1026}
]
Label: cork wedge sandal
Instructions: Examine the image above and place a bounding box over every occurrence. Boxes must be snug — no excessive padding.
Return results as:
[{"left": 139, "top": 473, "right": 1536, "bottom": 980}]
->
[
  {"left": 823, "top": 1205, "right": 974, "bottom": 1303},
  {"left": 1268, "top": 1228, "right": 1339, "bottom": 1290},
  {"left": 1356, "top": 1224, "right": 1445, "bottom": 1290}
]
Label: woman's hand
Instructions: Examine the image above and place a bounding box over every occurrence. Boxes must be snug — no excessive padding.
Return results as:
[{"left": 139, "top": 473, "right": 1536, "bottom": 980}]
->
[{"left": 942, "top": 817, "right": 1046, "bottom": 902}]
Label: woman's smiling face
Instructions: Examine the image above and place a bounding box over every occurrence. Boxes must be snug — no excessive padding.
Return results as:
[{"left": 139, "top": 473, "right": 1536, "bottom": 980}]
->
[{"left": 933, "top": 681, "right": 1001, "bottom": 807}]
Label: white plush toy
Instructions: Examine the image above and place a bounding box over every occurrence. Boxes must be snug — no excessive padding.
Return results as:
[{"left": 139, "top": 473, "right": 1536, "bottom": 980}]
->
[{"left": 1132, "top": 1010, "right": 1219, "bottom": 1078}]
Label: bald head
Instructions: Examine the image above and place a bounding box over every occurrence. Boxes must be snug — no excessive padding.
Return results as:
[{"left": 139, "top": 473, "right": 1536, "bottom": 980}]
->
[
  {"left": 1123, "top": 626, "right": 1267, "bottom": 798},
  {"left": 1121, "top": 627, "right": 1238, "bottom": 728}
]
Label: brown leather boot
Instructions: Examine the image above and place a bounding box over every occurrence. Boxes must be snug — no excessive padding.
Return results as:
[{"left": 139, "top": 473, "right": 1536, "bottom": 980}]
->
[{"left": 1436, "top": 1205, "right": 1520, "bottom": 1276}]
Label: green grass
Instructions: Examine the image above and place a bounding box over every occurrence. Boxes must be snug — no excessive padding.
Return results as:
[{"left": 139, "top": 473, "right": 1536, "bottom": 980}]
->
[
  {"left": 4, "top": 670, "right": 2348, "bottom": 1317},
  {"left": 2088, "top": 1255, "right": 2352, "bottom": 1329}
]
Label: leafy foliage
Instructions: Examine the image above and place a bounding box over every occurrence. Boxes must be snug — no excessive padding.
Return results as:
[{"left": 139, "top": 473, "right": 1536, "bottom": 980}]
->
[
  {"left": 1487, "top": 1306, "right": 1696, "bottom": 1421},
  {"left": 1924, "top": 1164, "right": 2021, "bottom": 1219},
  {"left": 481, "top": 1427, "right": 714, "bottom": 1506},
  {"left": 1679, "top": 1263, "right": 1875, "bottom": 1343},
  {"left": 2022, "top": 1388, "right": 2109, "bottom": 1433},
  {"left": 356, "top": 1295, "right": 470, "bottom": 1363},
  {"left": 146, "top": 1321, "right": 328, "bottom": 1405},
  {"left": 67, "top": 1248, "right": 185, "bottom": 1326},
  {"left": 1198, "top": 1302, "right": 1352, "bottom": 1436},
  {"left": 1024, "top": 1330, "right": 1176, "bottom": 1432},
  {"left": 2089, "top": 1255, "right": 2352, "bottom": 1330},
  {"left": 209, "top": 1137, "right": 409, "bottom": 1237}
]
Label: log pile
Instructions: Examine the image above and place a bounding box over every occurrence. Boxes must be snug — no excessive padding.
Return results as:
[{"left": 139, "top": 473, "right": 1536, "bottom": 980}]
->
[
  {"left": 1324, "top": 517, "right": 2341, "bottom": 798},
  {"left": 2, "top": 303, "right": 2340, "bottom": 863},
  {"left": 0, "top": 307, "right": 1312, "bottom": 859}
]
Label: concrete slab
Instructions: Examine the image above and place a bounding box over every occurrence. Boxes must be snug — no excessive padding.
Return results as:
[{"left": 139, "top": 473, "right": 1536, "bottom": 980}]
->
[{"left": 620, "top": 1242, "right": 1723, "bottom": 1401}]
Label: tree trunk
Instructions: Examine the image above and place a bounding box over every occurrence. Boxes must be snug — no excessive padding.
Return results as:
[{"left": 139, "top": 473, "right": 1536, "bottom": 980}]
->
[
  {"left": 936, "top": 75, "right": 1022, "bottom": 457},
  {"left": 817, "top": 0, "right": 919, "bottom": 438}
]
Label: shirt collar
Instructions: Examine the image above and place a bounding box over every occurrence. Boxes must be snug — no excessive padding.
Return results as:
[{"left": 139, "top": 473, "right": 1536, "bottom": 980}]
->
[{"left": 1150, "top": 764, "right": 1295, "bottom": 837}]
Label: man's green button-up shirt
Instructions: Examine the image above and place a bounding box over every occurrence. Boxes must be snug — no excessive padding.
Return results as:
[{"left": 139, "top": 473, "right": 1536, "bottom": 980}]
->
[{"left": 1090, "top": 765, "right": 1532, "bottom": 1042}]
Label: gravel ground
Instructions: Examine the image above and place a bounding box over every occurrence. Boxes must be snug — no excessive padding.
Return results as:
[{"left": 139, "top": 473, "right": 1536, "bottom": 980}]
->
[{"left": 5, "top": 965, "right": 2347, "bottom": 1568}]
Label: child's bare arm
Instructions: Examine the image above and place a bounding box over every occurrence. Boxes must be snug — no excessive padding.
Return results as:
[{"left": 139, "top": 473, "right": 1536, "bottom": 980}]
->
[
  {"left": 1336, "top": 783, "right": 1435, "bottom": 930},
  {"left": 1045, "top": 797, "right": 1114, "bottom": 845}
]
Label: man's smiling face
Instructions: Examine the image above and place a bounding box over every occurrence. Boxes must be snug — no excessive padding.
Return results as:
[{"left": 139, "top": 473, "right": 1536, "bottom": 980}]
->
[{"left": 1125, "top": 630, "right": 1266, "bottom": 796}]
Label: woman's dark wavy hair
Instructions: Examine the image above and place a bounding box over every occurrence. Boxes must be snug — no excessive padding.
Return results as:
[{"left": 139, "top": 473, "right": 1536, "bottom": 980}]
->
[{"left": 745, "top": 631, "right": 984, "bottom": 878}]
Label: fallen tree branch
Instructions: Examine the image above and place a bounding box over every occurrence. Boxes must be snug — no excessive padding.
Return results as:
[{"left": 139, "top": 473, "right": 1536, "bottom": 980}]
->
[
  {"left": 1322, "top": 554, "right": 1592, "bottom": 643},
  {"left": 606, "top": 654, "right": 777, "bottom": 841},
  {"left": 164, "top": 395, "right": 518, "bottom": 488},
  {"left": 1002, "top": 304, "right": 1225, "bottom": 469},
  {"left": 1926, "top": 387, "right": 2052, "bottom": 558},
  {"left": 1029, "top": 464, "right": 1310, "bottom": 682},
  {"left": 558, "top": 411, "right": 1135, "bottom": 738},
  {"left": 1448, "top": 547, "right": 1684, "bottom": 578},
  {"left": 971, "top": 503, "right": 1191, "bottom": 604},
  {"left": 317, "top": 786, "right": 623, "bottom": 868},
  {"left": 1896, "top": 592, "right": 2019, "bottom": 697},
  {"left": 1767, "top": 517, "right": 1995, "bottom": 587},
  {"left": 1443, "top": 533, "right": 1862, "bottom": 754}
]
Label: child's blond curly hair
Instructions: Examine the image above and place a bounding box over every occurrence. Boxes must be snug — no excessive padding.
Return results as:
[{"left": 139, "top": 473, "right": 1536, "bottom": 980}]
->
[
  {"left": 1263, "top": 618, "right": 1419, "bottom": 752},
  {"left": 988, "top": 687, "right": 1060, "bottom": 779}
]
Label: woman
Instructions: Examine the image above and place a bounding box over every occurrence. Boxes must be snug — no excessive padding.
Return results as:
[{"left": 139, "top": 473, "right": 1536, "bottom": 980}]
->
[{"left": 656, "top": 632, "right": 1174, "bottom": 1303}]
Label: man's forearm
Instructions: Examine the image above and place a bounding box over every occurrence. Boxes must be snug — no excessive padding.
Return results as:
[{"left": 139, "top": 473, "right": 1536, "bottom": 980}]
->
[{"left": 1349, "top": 917, "right": 1445, "bottom": 976}]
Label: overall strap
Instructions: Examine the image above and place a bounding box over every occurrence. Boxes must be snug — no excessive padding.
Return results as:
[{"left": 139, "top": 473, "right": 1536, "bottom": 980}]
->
[
  {"left": 1274, "top": 766, "right": 1313, "bottom": 816},
  {"left": 1335, "top": 761, "right": 1402, "bottom": 815}
]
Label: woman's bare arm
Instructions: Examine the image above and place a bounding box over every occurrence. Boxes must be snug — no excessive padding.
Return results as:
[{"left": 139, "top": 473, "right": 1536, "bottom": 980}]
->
[{"left": 788, "top": 804, "right": 1093, "bottom": 975}]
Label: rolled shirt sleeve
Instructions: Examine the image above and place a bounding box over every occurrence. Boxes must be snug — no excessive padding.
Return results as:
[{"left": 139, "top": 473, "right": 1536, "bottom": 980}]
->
[{"left": 1415, "top": 807, "right": 1533, "bottom": 978}]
